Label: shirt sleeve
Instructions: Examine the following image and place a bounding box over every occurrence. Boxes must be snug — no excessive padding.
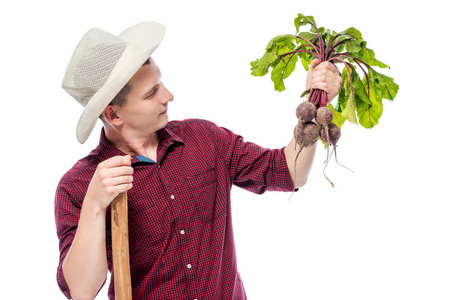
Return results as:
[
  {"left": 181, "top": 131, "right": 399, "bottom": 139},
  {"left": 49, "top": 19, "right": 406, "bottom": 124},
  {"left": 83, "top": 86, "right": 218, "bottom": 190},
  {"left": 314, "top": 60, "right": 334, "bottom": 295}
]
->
[
  {"left": 204, "top": 121, "right": 296, "bottom": 194},
  {"left": 54, "top": 180, "right": 83, "bottom": 299}
]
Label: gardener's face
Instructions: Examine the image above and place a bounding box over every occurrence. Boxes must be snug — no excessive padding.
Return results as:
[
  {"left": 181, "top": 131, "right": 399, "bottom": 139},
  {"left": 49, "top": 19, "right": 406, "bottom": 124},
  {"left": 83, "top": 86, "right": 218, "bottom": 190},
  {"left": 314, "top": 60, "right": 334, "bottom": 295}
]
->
[{"left": 115, "top": 58, "right": 174, "bottom": 134}]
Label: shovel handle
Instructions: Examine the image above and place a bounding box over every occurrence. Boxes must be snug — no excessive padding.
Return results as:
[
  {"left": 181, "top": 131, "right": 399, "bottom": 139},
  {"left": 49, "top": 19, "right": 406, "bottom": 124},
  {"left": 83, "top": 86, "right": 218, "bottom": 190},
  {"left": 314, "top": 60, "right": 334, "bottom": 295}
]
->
[{"left": 111, "top": 192, "right": 132, "bottom": 299}]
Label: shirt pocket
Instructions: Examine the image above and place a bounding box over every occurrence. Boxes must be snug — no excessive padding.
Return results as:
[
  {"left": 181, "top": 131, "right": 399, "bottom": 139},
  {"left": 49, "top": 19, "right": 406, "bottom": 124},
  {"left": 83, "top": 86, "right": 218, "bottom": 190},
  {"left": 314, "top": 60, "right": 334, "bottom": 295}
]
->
[{"left": 185, "top": 167, "right": 224, "bottom": 223}]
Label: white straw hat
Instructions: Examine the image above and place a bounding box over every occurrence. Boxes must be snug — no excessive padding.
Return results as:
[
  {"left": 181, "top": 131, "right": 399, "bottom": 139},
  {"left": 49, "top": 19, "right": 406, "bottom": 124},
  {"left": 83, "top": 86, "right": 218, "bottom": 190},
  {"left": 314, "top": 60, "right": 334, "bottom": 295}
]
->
[{"left": 62, "top": 21, "right": 165, "bottom": 144}]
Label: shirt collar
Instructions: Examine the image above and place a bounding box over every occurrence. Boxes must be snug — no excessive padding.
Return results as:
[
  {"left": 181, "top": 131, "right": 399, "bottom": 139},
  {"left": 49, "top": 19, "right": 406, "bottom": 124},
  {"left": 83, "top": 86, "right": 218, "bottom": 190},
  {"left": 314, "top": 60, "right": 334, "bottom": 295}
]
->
[
  {"left": 158, "top": 124, "right": 184, "bottom": 147},
  {"left": 97, "top": 125, "right": 184, "bottom": 164}
]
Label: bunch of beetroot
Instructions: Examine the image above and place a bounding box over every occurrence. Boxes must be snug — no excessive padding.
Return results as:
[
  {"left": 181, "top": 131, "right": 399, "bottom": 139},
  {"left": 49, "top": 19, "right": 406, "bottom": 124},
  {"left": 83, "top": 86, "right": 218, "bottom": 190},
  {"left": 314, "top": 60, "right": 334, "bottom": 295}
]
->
[
  {"left": 294, "top": 101, "right": 340, "bottom": 150},
  {"left": 250, "top": 13, "right": 399, "bottom": 186},
  {"left": 295, "top": 101, "right": 343, "bottom": 187}
]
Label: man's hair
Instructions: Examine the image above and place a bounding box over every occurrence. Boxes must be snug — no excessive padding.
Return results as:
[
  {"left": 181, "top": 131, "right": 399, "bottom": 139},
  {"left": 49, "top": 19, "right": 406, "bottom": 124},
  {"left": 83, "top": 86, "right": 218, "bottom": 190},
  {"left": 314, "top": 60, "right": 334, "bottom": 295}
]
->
[
  {"left": 110, "top": 58, "right": 151, "bottom": 107},
  {"left": 100, "top": 58, "right": 151, "bottom": 121},
  {"left": 110, "top": 83, "right": 132, "bottom": 107}
]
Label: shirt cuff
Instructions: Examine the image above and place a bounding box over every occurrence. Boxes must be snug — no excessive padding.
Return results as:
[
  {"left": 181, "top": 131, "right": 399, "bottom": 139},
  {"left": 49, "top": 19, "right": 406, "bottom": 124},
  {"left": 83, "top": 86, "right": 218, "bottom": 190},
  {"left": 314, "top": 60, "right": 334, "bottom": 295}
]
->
[
  {"left": 268, "top": 146, "right": 296, "bottom": 192},
  {"left": 57, "top": 261, "right": 72, "bottom": 299}
]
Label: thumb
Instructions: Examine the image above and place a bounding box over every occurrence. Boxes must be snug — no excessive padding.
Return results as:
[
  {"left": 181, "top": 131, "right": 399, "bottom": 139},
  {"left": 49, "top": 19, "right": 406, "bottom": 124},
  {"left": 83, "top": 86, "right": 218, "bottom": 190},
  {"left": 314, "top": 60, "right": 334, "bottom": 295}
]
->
[
  {"left": 309, "top": 59, "right": 320, "bottom": 70},
  {"left": 306, "top": 59, "right": 321, "bottom": 89}
]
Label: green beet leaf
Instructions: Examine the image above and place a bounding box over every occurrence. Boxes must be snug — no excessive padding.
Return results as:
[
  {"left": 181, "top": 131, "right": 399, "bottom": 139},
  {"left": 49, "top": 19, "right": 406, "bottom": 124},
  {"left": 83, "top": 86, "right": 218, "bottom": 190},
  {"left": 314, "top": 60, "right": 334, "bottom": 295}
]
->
[
  {"left": 271, "top": 53, "right": 299, "bottom": 92},
  {"left": 357, "top": 92, "right": 383, "bottom": 128},
  {"left": 250, "top": 13, "right": 399, "bottom": 135}
]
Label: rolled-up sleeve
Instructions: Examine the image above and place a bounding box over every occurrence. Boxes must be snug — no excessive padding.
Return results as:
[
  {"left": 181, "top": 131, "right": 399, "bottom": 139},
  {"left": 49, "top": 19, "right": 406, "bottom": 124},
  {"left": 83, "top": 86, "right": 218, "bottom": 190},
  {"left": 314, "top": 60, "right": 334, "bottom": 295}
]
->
[
  {"left": 206, "top": 121, "right": 295, "bottom": 194},
  {"left": 54, "top": 183, "right": 82, "bottom": 299}
]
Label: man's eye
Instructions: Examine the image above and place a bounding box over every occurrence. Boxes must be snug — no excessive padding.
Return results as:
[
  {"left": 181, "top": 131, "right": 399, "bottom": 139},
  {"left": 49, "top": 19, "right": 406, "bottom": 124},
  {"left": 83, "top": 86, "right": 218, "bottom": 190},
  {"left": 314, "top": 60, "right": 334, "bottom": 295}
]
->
[{"left": 146, "top": 85, "right": 159, "bottom": 99}]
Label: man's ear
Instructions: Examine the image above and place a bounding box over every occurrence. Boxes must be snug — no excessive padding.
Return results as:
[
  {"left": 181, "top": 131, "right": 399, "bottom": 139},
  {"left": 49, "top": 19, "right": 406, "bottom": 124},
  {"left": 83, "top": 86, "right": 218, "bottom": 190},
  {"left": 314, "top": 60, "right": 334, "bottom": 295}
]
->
[{"left": 102, "top": 105, "right": 123, "bottom": 125}]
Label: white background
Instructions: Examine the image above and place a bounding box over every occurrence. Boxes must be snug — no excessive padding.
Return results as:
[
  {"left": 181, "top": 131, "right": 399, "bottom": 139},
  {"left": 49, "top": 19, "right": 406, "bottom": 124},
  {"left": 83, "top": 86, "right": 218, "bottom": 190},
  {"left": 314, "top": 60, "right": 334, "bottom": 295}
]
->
[{"left": 1, "top": 0, "right": 448, "bottom": 299}]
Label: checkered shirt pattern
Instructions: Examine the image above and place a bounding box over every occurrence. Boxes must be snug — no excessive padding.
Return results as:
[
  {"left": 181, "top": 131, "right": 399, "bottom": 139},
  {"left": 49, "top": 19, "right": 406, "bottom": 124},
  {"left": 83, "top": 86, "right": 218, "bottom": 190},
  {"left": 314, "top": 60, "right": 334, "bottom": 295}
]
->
[{"left": 55, "top": 119, "right": 295, "bottom": 300}]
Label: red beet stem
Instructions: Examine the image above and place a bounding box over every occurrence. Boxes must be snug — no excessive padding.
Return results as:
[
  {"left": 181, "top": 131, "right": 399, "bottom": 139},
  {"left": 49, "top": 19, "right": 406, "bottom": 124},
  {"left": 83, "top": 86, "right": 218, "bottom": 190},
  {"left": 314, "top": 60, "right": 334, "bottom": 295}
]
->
[
  {"left": 319, "top": 90, "right": 328, "bottom": 108},
  {"left": 309, "top": 89, "right": 318, "bottom": 106}
]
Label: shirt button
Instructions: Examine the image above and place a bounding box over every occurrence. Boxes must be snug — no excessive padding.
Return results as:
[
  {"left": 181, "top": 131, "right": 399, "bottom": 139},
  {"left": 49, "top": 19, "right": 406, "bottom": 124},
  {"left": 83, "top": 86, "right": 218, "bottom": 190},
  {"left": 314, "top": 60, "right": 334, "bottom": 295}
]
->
[
  {"left": 180, "top": 230, "right": 185, "bottom": 235},
  {"left": 187, "top": 264, "right": 192, "bottom": 269},
  {"left": 170, "top": 194, "right": 175, "bottom": 200}
]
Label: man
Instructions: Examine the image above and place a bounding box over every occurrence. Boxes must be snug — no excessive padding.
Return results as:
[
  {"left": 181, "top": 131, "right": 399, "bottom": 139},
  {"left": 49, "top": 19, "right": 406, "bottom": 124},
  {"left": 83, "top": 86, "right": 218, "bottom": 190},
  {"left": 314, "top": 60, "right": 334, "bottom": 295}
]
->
[{"left": 55, "top": 21, "right": 342, "bottom": 300}]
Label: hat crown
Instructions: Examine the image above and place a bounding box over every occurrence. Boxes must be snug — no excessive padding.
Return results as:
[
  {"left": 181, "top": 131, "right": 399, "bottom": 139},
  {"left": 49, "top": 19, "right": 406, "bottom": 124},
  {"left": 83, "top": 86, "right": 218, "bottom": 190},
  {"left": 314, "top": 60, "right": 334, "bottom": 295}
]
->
[{"left": 62, "top": 28, "right": 128, "bottom": 107}]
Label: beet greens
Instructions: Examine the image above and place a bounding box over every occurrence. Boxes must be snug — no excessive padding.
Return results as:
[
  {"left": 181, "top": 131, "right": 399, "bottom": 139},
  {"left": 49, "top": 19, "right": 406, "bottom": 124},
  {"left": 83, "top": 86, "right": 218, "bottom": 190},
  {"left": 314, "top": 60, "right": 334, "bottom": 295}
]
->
[
  {"left": 250, "top": 13, "right": 399, "bottom": 130},
  {"left": 251, "top": 14, "right": 399, "bottom": 187}
]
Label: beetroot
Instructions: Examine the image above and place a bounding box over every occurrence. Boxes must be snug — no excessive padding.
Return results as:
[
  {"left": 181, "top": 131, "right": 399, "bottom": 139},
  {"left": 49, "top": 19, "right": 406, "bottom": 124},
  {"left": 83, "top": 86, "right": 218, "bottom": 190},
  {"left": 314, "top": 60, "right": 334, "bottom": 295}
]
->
[
  {"left": 293, "top": 101, "right": 318, "bottom": 151},
  {"left": 316, "top": 107, "right": 333, "bottom": 126},
  {"left": 295, "top": 121, "right": 319, "bottom": 149},
  {"left": 296, "top": 101, "right": 316, "bottom": 123},
  {"left": 320, "top": 123, "right": 340, "bottom": 145}
]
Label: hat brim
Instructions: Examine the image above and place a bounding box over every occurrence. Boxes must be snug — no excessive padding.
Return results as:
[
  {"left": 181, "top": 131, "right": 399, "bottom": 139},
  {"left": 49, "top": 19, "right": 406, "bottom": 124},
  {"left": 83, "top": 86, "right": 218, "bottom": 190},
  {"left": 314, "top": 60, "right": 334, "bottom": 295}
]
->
[{"left": 76, "top": 21, "right": 165, "bottom": 144}]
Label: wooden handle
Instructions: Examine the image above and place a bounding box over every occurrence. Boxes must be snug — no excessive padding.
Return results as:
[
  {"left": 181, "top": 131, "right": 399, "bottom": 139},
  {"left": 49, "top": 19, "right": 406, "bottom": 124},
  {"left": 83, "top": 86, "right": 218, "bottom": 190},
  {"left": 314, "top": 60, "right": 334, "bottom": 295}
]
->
[{"left": 111, "top": 192, "right": 132, "bottom": 299}]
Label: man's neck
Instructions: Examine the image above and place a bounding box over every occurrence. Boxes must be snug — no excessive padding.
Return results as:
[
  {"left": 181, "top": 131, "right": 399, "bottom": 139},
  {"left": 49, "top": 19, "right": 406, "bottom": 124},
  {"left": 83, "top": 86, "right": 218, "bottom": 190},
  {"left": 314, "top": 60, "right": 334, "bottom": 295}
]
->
[{"left": 104, "top": 125, "right": 159, "bottom": 161}]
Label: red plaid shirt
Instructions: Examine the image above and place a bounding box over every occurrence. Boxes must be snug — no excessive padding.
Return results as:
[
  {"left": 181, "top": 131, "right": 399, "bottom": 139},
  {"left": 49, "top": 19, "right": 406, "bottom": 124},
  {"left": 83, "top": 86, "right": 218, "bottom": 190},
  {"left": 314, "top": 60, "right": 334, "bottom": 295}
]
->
[{"left": 55, "top": 119, "right": 295, "bottom": 299}]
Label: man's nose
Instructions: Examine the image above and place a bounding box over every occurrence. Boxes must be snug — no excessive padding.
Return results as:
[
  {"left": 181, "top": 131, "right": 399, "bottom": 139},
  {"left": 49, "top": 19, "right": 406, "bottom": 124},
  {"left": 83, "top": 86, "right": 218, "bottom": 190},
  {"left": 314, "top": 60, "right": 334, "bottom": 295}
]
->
[{"left": 160, "top": 84, "right": 174, "bottom": 103}]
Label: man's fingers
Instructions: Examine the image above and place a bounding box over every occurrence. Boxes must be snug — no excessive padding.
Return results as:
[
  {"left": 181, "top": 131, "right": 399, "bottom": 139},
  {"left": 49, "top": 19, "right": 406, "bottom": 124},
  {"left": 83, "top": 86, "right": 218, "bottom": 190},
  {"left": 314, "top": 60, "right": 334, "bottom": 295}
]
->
[
  {"left": 85, "top": 155, "right": 134, "bottom": 209},
  {"left": 312, "top": 66, "right": 341, "bottom": 80},
  {"left": 94, "top": 155, "right": 134, "bottom": 193},
  {"left": 314, "top": 61, "right": 340, "bottom": 74},
  {"left": 96, "top": 156, "right": 133, "bottom": 180},
  {"left": 96, "top": 165, "right": 133, "bottom": 182},
  {"left": 310, "top": 62, "right": 343, "bottom": 91},
  {"left": 99, "top": 155, "right": 132, "bottom": 169},
  {"left": 94, "top": 167, "right": 134, "bottom": 200},
  {"left": 105, "top": 165, "right": 134, "bottom": 178},
  {"left": 102, "top": 172, "right": 134, "bottom": 185},
  {"left": 103, "top": 182, "right": 134, "bottom": 200}
]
